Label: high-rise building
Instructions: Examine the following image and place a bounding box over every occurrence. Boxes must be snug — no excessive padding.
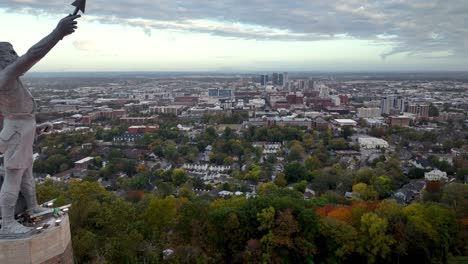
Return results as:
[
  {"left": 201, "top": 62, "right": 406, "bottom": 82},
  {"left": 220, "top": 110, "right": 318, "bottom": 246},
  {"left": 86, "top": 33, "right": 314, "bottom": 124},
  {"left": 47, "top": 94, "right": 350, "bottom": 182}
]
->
[
  {"left": 208, "top": 88, "right": 219, "bottom": 97},
  {"left": 307, "top": 79, "right": 315, "bottom": 92},
  {"left": 380, "top": 96, "right": 406, "bottom": 115},
  {"left": 319, "top": 86, "right": 330, "bottom": 97},
  {"left": 260, "top": 74, "right": 269, "bottom": 86},
  {"left": 272, "top": 73, "right": 279, "bottom": 85},
  {"left": 283, "top": 72, "right": 289, "bottom": 88}
]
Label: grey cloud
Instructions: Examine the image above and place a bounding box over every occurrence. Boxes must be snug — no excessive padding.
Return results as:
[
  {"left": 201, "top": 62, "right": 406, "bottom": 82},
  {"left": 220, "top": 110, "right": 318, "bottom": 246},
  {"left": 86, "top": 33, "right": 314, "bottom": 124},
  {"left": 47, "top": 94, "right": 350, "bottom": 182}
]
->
[{"left": 2, "top": 0, "right": 468, "bottom": 59}]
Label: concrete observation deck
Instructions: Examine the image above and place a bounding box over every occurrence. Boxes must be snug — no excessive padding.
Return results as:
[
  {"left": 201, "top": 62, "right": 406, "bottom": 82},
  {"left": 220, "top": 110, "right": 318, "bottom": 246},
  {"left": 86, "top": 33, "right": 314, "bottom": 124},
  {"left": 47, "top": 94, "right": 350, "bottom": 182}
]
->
[{"left": 0, "top": 214, "right": 73, "bottom": 264}]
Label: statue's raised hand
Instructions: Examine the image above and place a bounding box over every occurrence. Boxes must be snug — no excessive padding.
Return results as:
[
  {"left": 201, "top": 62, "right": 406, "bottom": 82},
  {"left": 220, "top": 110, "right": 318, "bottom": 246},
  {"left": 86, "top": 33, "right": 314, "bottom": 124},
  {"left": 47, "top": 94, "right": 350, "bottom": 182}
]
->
[{"left": 55, "top": 15, "right": 81, "bottom": 38}]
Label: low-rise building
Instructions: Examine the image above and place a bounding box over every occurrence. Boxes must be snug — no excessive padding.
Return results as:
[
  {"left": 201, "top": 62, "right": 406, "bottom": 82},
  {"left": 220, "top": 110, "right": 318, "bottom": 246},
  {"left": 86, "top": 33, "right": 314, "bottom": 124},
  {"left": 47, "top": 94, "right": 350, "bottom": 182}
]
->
[
  {"left": 113, "top": 133, "right": 144, "bottom": 143},
  {"left": 357, "top": 107, "right": 381, "bottom": 118},
  {"left": 75, "top": 157, "right": 94, "bottom": 169},
  {"left": 332, "top": 119, "right": 357, "bottom": 127},
  {"left": 424, "top": 169, "right": 448, "bottom": 181},
  {"left": 388, "top": 116, "right": 412, "bottom": 127},
  {"left": 120, "top": 115, "right": 159, "bottom": 125},
  {"left": 358, "top": 137, "right": 389, "bottom": 149},
  {"left": 150, "top": 105, "right": 184, "bottom": 115},
  {"left": 128, "top": 125, "right": 159, "bottom": 134}
]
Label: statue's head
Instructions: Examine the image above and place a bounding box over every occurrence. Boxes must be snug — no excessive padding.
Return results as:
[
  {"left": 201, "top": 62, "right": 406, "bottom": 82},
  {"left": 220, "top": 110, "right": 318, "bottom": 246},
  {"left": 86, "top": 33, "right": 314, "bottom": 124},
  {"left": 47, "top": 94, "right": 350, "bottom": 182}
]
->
[{"left": 0, "top": 42, "right": 19, "bottom": 70}]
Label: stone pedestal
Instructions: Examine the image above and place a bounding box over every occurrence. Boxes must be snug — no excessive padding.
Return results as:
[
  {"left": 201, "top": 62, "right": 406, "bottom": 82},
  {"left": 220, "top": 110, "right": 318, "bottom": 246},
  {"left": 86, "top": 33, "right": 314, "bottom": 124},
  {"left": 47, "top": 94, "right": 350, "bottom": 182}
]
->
[{"left": 0, "top": 214, "right": 73, "bottom": 264}]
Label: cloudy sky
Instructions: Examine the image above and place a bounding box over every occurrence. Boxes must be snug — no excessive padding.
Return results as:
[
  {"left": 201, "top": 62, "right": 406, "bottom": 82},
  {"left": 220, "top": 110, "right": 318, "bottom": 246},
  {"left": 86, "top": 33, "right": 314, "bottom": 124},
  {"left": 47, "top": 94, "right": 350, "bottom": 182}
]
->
[{"left": 1, "top": 0, "right": 467, "bottom": 72}]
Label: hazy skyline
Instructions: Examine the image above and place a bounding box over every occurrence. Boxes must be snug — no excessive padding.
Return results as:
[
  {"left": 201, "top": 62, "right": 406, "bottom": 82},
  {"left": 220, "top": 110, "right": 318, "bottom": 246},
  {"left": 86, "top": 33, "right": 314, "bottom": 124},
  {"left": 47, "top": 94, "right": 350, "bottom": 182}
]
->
[{"left": 1, "top": 0, "right": 468, "bottom": 72}]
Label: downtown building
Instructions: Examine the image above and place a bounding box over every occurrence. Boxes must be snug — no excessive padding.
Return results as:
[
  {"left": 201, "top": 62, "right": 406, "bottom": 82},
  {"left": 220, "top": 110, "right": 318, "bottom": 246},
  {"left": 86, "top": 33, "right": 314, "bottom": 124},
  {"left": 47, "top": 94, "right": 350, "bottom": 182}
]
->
[
  {"left": 357, "top": 107, "right": 381, "bottom": 118},
  {"left": 407, "top": 104, "right": 429, "bottom": 119},
  {"left": 208, "top": 88, "right": 234, "bottom": 98},
  {"left": 271, "top": 72, "right": 289, "bottom": 88},
  {"left": 380, "top": 96, "right": 406, "bottom": 115},
  {"left": 260, "top": 74, "right": 269, "bottom": 86}
]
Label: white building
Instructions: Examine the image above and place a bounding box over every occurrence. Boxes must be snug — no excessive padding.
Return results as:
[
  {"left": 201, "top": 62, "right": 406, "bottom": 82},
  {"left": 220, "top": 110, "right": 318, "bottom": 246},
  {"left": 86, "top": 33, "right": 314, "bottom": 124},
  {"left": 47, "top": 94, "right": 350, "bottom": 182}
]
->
[
  {"left": 150, "top": 105, "right": 184, "bottom": 115},
  {"left": 358, "top": 137, "right": 389, "bottom": 149},
  {"left": 425, "top": 169, "right": 448, "bottom": 181},
  {"left": 357, "top": 108, "right": 381, "bottom": 118},
  {"left": 333, "top": 119, "right": 357, "bottom": 127}
]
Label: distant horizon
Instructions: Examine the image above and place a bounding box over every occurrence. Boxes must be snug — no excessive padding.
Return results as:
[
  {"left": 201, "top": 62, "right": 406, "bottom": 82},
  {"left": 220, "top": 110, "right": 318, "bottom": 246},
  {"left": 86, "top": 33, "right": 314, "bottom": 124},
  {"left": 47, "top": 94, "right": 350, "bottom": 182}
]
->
[{"left": 2, "top": 1, "right": 468, "bottom": 72}]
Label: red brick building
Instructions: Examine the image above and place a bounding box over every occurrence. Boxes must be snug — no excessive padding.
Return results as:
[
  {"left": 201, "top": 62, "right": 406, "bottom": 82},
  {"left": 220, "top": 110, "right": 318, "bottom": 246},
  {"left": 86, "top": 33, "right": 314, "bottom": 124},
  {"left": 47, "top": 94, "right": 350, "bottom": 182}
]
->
[
  {"left": 120, "top": 115, "right": 159, "bottom": 125},
  {"left": 81, "top": 109, "right": 127, "bottom": 124},
  {"left": 307, "top": 98, "right": 334, "bottom": 111},
  {"left": 174, "top": 96, "right": 199, "bottom": 106},
  {"left": 339, "top": 95, "right": 349, "bottom": 105},
  {"left": 286, "top": 94, "right": 304, "bottom": 105}
]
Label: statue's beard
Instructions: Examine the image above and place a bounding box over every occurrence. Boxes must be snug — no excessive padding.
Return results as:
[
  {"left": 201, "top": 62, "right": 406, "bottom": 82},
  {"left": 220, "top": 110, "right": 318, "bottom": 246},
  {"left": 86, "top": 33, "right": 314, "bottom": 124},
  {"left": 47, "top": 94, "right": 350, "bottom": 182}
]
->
[{"left": 0, "top": 55, "right": 18, "bottom": 70}]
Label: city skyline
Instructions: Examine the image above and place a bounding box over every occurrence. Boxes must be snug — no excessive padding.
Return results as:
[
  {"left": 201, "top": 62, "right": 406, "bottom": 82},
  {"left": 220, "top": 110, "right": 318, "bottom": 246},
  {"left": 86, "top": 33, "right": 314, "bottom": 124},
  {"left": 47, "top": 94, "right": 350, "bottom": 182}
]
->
[{"left": 1, "top": 0, "right": 468, "bottom": 72}]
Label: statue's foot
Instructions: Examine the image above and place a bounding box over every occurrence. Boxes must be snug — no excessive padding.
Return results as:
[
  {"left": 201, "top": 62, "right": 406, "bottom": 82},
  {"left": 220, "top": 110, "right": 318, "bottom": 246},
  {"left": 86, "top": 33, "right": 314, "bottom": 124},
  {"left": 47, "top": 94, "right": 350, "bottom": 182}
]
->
[
  {"left": 0, "top": 221, "right": 33, "bottom": 234},
  {"left": 27, "top": 206, "right": 50, "bottom": 215}
]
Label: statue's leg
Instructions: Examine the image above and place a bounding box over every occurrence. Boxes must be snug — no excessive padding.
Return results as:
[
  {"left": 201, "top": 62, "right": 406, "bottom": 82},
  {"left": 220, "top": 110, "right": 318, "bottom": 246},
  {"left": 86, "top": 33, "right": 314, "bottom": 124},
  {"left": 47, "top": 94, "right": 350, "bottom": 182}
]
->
[
  {"left": 0, "top": 168, "right": 32, "bottom": 234},
  {"left": 21, "top": 166, "right": 47, "bottom": 214}
]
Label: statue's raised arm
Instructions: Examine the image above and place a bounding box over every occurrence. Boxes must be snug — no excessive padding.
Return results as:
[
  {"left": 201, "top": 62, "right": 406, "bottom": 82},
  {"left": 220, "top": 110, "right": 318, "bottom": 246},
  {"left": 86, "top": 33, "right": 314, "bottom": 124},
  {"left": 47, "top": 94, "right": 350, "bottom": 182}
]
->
[{"left": 1, "top": 15, "right": 81, "bottom": 82}]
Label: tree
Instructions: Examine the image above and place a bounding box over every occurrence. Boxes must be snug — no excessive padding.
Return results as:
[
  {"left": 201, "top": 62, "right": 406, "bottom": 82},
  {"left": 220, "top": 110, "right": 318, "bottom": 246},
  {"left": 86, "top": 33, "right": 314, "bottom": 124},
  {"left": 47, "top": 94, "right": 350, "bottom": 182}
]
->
[
  {"left": 455, "top": 168, "right": 468, "bottom": 181},
  {"left": 319, "top": 217, "right": 357, "bottom": 262},
  {"left": 287, "top": 142, "right": 305, "bottom": 162},
  {"left": 272, "top": 209, "right": 299, "bottom": 251},
  {"left": 429, "top": 103, "right": 439, "bottom": 117},
  {"left": 128, "top": 173, "right": 149, "bottom": 190},
  {"left": 46, "top": 154, "right": 71, "bottom": 175},
  {"left": 172, "top": 169, "right": 188, "bottom": 187},
  {"left": 329, "top": 138, "right": 348, "bottom": 150},
  {"left": 142, "top": 196, "right": 177, "bottom": 242},
  {"left": 441, "top": 183, "right": 468, "bottom": 218},
  {"left": 274, "top": 173, "right": 287, "bottom": 187},
  {"left": 371, "top": 176, "right": 393, "bottom": 199},
  {"left": 294, "top": 180, "right": 308, "bottom": 193},
  {"left": 164, "top": 141, "right": 179, "bottom": 163},
  {"left": 403, "top": 203, "right": 458, "bottom": 263},
  {"left": 243, "top": 164, "right": 263, "bottom": 182},
  {"left": 408, "top": 167, "right": 426, "bottom": 179},
  {"left": 305, "top": 155, "right": 323, "bottom": 171},
  {"left": 357, "top": 213, "right": 395, "bottom": 263},
  {"left": 422, "top": 181, "right": 442, "bottom": 202},
  {"left": 352, "top": 183, "right": 378, "bottom": 201},
  {"left": 342, "top": 126, "right": 353, "bottom": 140},
  {"left": 284, "top": 162, "right": 307, "bottom": 183}
]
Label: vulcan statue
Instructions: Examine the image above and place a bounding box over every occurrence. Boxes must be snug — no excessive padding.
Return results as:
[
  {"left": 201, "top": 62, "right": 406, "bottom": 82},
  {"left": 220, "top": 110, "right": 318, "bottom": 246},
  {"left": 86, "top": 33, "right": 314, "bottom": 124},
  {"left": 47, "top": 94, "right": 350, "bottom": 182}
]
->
[{"left": 0, "top": 14, "right": 81, "bottom": 235}]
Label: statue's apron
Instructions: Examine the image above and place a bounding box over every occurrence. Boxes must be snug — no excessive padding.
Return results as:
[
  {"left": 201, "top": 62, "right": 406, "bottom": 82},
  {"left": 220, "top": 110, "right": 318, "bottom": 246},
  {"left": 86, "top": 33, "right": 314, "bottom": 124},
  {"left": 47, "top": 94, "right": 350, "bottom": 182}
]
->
[{"left": 0, "top": 114, "right": 36, "bottom": 169}]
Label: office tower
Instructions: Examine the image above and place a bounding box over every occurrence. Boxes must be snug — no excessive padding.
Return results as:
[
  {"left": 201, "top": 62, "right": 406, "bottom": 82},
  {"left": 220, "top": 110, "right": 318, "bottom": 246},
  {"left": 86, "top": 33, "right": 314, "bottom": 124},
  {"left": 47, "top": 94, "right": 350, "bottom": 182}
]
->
[
  {"left": 380, "top": 96, "right": 394, "bottom": 115},
  {"left": 208, "top": 88, "right": 219, "bottom": 97},
  {"left": 283, "top": 72, "right": 289, "bottom": 88},
  {"left": 272, "top": 72, "right": 279, "bottom": 85},
  {"left": 380, "top": 96, "right": 406, "bottom": 115},
  {"left": 307, "top": 79, "right": 315, "bottom": 91},
  {"left": 260, "top": 74, "right": 269, "bottom": 86},
  {"left": 319, "top": 86, "right": 330, "bottom": 97}
]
